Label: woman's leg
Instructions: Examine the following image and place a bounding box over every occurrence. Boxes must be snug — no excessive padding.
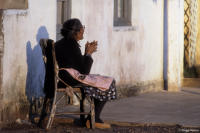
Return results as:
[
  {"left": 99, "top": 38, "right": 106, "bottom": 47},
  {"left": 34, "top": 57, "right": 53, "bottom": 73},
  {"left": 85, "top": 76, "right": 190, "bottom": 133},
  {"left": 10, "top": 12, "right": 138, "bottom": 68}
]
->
[{"left": 94, "top": 99, "right": 107, "bottom": 123}]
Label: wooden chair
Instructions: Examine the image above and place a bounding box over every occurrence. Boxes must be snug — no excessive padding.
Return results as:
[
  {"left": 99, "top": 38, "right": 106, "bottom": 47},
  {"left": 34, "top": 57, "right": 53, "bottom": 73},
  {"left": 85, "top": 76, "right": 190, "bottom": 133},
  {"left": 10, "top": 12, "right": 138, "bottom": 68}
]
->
[{"left": 38, "top": 39, "right": 95, "bottom": 130}]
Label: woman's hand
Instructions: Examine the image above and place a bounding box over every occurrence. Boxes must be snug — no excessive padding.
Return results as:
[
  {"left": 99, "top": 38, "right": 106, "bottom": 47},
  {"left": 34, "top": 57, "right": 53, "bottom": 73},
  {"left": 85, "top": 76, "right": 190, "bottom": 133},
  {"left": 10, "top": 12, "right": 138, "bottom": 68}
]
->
[{"left": 85, "top": 40, "right": 98, "bottom": 55}]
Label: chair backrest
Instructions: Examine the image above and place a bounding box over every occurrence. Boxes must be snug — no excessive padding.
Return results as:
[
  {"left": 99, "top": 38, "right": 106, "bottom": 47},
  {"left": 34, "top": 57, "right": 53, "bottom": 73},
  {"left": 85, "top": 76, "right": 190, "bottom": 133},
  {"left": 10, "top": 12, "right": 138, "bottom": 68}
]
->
[{"left": 40, "top": 39, "right": 58, "bottom": 99}]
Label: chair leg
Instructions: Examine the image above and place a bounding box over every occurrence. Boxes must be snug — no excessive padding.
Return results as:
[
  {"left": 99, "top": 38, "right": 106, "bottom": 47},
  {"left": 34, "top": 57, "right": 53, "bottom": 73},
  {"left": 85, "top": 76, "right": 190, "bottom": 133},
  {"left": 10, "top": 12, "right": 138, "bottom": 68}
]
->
[
  {"left": 80, "top": 90, "right": 85, "bottom": 124},
  {"left": 46, "top": 90, "right": 58, "bottom": 130},
  {"left": 46, "top": 103, "right": 56, "bottom": 130},
  {"left": 38, "top": 97, "right": 50, "bottom": 128},
  {"left": 90, "top": 98, "right": 95, "bottom": 129}
]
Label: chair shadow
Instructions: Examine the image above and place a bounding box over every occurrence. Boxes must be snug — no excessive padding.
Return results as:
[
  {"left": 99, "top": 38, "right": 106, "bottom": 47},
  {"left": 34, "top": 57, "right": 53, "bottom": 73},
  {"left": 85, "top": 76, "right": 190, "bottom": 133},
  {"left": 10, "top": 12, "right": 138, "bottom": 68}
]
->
[{"left": 25, "top": 26, "right": 49, "bottom": 123}]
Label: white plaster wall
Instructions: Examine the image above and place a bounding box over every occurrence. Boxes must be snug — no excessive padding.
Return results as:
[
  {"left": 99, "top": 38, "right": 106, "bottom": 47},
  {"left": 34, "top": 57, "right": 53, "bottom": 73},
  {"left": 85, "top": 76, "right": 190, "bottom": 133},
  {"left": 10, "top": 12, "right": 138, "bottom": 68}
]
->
[
  {"left": 167, "top": 0, "right": 184, "bottom": 91},
  {"left": 2, "top": 0, "right": 56, "bottom": 104},
  {"left": 71, "top": 0, "right": 164, "bottom": 89},
  {"left": 0, "top": 0, "right": 184, "bottom": 108}
]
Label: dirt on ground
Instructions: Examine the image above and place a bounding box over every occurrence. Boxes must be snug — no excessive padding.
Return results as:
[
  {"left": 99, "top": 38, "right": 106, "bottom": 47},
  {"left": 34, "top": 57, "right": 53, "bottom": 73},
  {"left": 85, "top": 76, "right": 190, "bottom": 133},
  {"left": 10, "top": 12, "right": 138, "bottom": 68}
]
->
[{"left": 0, "top": 120, "right": 200, "bottom": 133}]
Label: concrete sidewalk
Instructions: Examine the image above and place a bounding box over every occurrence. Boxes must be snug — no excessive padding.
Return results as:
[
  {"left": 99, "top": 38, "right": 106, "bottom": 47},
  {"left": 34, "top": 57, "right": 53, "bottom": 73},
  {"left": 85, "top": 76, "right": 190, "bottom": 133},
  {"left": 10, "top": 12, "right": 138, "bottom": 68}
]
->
[
  {"left": 2, "top": 87, "right": 199, "bottom": 133},
  {"left": 102, "top": 87, "right": 200, "bottom": 127}
]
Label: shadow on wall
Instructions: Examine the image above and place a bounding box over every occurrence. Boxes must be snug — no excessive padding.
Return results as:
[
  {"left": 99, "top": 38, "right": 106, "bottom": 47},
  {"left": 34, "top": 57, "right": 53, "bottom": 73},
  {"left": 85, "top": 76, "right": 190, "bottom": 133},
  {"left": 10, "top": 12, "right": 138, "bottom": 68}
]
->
[{"left": 26, "top": 26, "right": 49, "bottom": 121}]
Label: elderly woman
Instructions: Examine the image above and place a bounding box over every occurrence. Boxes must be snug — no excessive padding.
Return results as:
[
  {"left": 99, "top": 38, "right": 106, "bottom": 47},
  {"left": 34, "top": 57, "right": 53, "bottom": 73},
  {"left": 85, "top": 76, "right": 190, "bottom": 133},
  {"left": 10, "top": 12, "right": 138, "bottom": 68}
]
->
[{"left": 55, "top": 18, "right": 116, "bottom": 128}]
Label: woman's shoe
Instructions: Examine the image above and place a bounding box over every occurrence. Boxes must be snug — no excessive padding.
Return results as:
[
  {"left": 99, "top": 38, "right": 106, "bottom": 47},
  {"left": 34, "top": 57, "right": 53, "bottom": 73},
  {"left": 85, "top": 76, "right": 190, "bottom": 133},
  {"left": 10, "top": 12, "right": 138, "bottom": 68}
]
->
[
  {"left": 85, "top": 119, "right": 91, "bottom": 128},
  {"left": 85, "top": 119, "right": 111, "bottom": 129},
  {"left": 95, "top": 122, "right": 111, "bottom": 129}
]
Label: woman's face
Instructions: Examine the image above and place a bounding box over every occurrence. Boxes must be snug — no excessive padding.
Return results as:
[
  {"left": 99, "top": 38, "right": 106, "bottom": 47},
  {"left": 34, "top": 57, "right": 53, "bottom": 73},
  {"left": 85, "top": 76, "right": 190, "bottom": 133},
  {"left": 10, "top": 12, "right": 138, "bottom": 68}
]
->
[{"left": 75, "top": 26, "right": 85, "bottom": 41}]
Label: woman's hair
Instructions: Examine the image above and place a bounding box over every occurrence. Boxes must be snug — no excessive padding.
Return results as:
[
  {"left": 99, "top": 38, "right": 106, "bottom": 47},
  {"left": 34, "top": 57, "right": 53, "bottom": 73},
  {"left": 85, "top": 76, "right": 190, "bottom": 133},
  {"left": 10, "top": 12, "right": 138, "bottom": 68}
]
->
[{"left": 61, "top": 18, "right": 83, "bottom": 39}]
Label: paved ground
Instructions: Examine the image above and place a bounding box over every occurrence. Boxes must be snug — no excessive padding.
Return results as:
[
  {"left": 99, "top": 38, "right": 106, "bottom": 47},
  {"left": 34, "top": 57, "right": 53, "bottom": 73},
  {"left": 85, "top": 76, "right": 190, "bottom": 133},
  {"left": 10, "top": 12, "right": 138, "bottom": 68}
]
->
[
  {"left": 1, "top": 87, "right": 200, "bottom": 132},
  {"left": 102, "top": 87, "right": 200, "bottom": 127}
]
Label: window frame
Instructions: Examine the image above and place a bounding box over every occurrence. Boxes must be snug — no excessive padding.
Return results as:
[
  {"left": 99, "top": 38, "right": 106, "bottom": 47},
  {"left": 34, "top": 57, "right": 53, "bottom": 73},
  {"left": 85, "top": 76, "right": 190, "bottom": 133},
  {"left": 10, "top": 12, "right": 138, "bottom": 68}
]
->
[{"left": 113, "top": 0, "right": 132, "bottom": 27}]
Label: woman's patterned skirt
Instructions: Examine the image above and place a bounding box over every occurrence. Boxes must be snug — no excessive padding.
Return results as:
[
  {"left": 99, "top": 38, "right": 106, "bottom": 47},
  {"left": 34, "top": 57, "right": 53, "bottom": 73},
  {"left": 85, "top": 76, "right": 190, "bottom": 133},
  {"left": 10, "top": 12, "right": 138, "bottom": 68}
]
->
[{"left": 83, "top": 80, "right": 117, "bottom": 101}]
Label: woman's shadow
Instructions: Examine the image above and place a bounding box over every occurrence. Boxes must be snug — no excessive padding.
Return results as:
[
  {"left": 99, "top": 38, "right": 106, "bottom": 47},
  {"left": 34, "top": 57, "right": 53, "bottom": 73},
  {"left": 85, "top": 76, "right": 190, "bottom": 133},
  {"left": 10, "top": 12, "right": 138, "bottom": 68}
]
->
[{"left": 26, "top": 26, "right": 49, "bottom": 123}]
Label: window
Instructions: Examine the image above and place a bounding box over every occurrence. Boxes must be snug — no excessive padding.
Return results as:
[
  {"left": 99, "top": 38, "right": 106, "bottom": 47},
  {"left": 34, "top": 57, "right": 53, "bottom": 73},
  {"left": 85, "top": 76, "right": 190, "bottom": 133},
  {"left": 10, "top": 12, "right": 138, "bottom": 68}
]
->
[
  {"left": 0, "top": 0, "right": 28, "bottom": 9},
  {"left": 57, "top": 0, "right": 71, "bottom": 40},
  {"left": 114, "top": 0, "right": 132, "bottom": 26}
]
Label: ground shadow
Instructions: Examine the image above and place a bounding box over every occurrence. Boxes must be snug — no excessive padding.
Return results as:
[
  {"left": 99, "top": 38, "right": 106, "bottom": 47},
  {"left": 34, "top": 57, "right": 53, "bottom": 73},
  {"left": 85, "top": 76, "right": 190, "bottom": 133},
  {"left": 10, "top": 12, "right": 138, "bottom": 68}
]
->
[{"left": 26, "top": 26, "right": 49, "bottom": 122}]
